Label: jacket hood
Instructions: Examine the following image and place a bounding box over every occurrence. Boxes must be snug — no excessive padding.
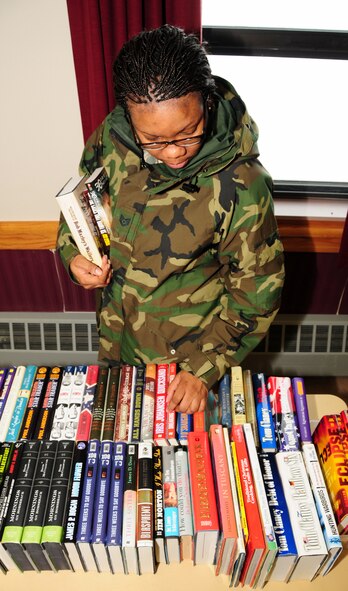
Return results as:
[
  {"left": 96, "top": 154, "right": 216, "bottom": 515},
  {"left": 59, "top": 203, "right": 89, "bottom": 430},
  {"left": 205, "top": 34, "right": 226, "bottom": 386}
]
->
[{"left": 107, "top": 76, "right": 260, "bottom": 192}]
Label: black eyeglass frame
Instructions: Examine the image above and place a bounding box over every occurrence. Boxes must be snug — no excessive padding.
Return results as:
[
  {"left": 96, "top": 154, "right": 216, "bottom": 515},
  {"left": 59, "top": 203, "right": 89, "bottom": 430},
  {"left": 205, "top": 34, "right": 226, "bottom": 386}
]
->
[{"left": 134, "top": 132, "right": 206, "bottom": 151}]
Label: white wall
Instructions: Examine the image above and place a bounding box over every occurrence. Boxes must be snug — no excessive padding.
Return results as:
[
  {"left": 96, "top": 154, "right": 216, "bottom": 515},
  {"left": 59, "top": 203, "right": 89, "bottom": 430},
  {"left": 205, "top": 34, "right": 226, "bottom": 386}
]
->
[{"left": 0, "top": 0, "right": 84, "bottom": 221}]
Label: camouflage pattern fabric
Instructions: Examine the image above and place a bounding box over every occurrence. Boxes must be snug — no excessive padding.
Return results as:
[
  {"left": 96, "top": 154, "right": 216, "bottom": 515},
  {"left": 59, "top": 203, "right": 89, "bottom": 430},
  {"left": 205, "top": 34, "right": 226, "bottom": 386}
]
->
[{"left": 57, "top": 77, "right": 284, "bottom": 389}]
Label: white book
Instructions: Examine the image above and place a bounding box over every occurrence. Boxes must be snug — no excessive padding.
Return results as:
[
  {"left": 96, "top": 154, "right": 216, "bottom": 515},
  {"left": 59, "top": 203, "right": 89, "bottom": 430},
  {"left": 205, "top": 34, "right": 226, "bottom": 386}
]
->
[
  {"left": 276, "top": 451, "right": 328, "bottom": 581},
  {"left": 56, "top": 175, "right": 103, "bottom": 266},
  {"left": 302, "top": 443, "right": 343, "bottom": 576},
  {"left": 175, "top": 447, "right": 193, "bottom": 562},
  {"left": 222, "top": 427, "right": 246, "bottom": 587},
  {"left": 0, "top": 366, "right": 26, "bottom": 442},
  {"left": 122, "top": 444, "right": 138, "bottom": 575},
  {"left": 50, "top": 365, "right": 75, "bottom": 441}
]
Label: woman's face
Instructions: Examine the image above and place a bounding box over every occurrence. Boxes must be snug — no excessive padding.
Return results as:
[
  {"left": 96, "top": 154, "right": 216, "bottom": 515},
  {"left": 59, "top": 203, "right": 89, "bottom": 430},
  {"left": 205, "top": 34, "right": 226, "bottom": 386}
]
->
[{"left": 127, "top": 92, "right": 205, "bottom": 170}]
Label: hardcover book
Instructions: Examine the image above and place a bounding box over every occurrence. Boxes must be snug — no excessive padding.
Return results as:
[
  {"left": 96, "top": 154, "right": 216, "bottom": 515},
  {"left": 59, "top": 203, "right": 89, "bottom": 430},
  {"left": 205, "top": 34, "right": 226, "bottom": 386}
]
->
[
  {"left": 137, "top": 442, "right": 155, "bottom": 574},
  {"left": 252, "top": 372, "right": 277, "bottom": 453},
  {"left": 130, "top": 365, "right": 145, "bottom": 443},
  {"left": 210, "top": 424, "right": 238, "bottom": 576},
  {"left": 34, "top": 366, "right": 63, "bottom": 440},
  {"left": 218, "top": 373, "right": 232, "bottom": 429},
  {"left": 106, "top": 441, "right": 127, "bottom": 574},
  {"left": 231, "top": 366, "right": 246, "bottom": 425},
  {"left": 166, "top": 363, "right": 178, "bottom": 445},
  {"left": 75, "top": 364, "right": 99, "bottom": 442},
  {"left": 153, "top": 445, "right": 166, "bottom": 564},
  {"left": 122, "top": 443, "right": 139, "bottom": 574},
  {"left": 187, "top": 430, "right": 219, "bottom": 565},
  {"left": 114, "top": 364, "right": 135, "bottom": 443},
  {"left": 162, "top": 446, "right": 180, "bottom": 564},
  {"left": 140, "top": 363, "right": 156, "bottom": 443},
  {"left": 292, "top": 377, "right": 312, "bottom": 444},
  {"left": 267, "top": 375, "right": 301, "bottom": 452},
  {"left": 243, "top": 369, "right": 259, "bottom": 448},
  {"left": 154, "top": 363, "right": 169, "bottom": 446},
  {"left": 176, "top": 412, "right": 193, "bottom": 446},
  {"left": 275, "top": 450, "right": 328, "bottom": 581},
  {"left": 175, "top": 447, "right": 193, "bottom": 562},
  {"left": 19, "top": 366, "right": 50, "bottom": 440}
]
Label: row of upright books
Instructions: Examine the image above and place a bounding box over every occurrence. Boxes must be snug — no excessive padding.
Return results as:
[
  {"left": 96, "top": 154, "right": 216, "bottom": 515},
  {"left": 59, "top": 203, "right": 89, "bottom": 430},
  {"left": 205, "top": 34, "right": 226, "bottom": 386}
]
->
[{"left": 0, "top": 362, "right": 347, "bottom": 585}]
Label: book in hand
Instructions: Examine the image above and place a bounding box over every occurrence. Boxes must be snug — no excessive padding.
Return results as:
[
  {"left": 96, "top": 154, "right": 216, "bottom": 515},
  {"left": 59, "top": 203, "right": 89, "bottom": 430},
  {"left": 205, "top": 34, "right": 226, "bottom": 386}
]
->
[
  {"left": 302, "top": 442, "right": 343, "bottom": 576},
  {"left": 56, "top": 175, "right": 103, "bottom": 266},
  {"left": 210, "top": 424, "right": 238, "bottom": 576},
  {"left": 187, "top": 430, "right": 219, "bottom": 565},
  {"left": 106, "top": 441, "right": 127, "bottom": 574},
  {"left": 162, "top": 446, "right": 180, "bottom": 564},
  {"left": 175, "top": 447, "right": 193, "bottom": 562},
  {"left": 252, "top": 372, "right": 277, "bottom": 453},
  {"left": 275, "top": 450, "right": 328, "bottom": 581},
  {"left": 231, "top": 424, "right": 266, "bottom": 587},
  {"left": 122, "top": 443, "right": 139, "bottom": 574},
  {"left": 267, "top": 375, "right": 301, "bottom": 452},
  {"left": 312, "top": 414, "right": 348, "bottom": 534},
  {"left": 84, "top": 166, "right": 112, "bottom": 234},
  {"left": 258, "top": 452, "right": 297, "bottom": 583},
  {"left": 136, "top": 442, "right": 155, "bottom": 574},
  {"left": 153, "top": 446, "right": 166, "bottom": 564}
]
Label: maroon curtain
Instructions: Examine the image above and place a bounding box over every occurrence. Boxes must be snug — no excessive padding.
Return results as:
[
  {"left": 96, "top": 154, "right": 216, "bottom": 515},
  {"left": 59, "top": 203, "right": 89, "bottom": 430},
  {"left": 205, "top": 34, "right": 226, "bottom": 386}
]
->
[{"left": 66, "top": 0, "right": 202, "bottom": 142}]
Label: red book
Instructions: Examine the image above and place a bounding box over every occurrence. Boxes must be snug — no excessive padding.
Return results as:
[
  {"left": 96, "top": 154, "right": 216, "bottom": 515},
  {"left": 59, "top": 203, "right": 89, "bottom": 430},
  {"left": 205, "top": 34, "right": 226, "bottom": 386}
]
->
[
  {"left": 210, "top": 424, "right": 238, "bottom": 575},
  {"left": 231, "top": 424, "right": 266, "bottom": 587},
  {"left": 75, "top": 365, "right": 99, "bottom": 441},
  {"left": 340, "top": 409, "right": 348, "bottom": 435},
  {"left": 193, "top": 411, "right": 206, "bottom": 432},
  {"left": 154, "top": 364, "right": 168, "bottom": 446},
  {"left": 166, "top": 363, "right": 178, "bottom": 445},
  {"left": 187, "top": 431, "right": 219, "bottom": 565}
]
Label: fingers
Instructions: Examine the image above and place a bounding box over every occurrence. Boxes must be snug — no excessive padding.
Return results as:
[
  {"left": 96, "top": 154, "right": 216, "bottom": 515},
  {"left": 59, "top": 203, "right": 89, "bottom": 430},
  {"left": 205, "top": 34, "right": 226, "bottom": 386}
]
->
[
  {"left": 167, "top": 371, "right": 208, "bottom": 414},
  {"left": 70, "top": 254, "right": 111, "bottom": 289}
]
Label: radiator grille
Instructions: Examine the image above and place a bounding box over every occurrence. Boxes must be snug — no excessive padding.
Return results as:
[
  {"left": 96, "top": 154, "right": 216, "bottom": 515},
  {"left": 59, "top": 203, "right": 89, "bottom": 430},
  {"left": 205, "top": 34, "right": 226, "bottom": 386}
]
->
[{"left": 0, "top": 313, "right": 347, "bottom": 375}]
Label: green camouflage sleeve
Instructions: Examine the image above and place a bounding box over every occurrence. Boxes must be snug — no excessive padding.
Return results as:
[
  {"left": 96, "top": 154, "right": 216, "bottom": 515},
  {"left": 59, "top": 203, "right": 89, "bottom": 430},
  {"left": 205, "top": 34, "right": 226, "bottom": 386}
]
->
[{"left": 180, "top": 162, "right": 285, "bottom": 388}]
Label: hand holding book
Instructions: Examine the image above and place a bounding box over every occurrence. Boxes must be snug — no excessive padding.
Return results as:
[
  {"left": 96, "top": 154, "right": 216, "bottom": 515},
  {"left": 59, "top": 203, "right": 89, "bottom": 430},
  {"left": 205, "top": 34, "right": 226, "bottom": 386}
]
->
[{"left": 70, "top": 253, "right": 111, "bottom": 289}]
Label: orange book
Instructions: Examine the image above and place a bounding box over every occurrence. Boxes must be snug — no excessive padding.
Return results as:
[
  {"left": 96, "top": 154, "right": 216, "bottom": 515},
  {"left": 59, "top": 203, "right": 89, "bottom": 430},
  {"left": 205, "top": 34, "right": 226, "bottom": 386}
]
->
[
  {"left": 231, "top": 424, "right": 266, "bottom": 587},
  {"left": 193, "top": 410, "right": 206, "bottom": 432},
  {"left": 187, "top": 431, "right": 219, "bottom": 565},
  {"left": 313, "top": 414, "right": 348, "bottom": 533},
  {"left": 210, "top": 424, "right": 238, "bottom": 576}
]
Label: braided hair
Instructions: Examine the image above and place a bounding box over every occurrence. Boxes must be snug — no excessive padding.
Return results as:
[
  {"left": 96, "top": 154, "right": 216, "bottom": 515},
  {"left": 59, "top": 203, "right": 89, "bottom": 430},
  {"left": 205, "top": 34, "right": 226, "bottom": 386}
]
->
[{"left": 113, "top": 24, "right": 216, "bottom": 108}]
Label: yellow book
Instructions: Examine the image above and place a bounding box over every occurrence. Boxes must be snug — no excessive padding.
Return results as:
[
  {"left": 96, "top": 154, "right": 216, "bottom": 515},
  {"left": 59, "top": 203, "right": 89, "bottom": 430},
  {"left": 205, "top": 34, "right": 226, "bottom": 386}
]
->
[
  {"left": 231, "top": 366, "right": 246, "bottom": 425},
  {"left": 230, "top": 441, "right": 249, "bottom": 545}
]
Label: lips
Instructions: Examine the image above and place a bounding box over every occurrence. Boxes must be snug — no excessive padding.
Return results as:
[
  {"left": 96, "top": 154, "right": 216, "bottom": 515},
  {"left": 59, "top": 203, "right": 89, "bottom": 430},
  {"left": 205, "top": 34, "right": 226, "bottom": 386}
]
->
[{"left": 164, "top": 159, "right": 189, "bottom": 169}]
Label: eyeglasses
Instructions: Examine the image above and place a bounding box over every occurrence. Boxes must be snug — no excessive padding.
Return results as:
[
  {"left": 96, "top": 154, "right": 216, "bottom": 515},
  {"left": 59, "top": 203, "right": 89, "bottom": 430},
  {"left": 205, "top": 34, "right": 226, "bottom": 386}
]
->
[{"left": 135, "top": 133, "right": 205, "bottom": 151}]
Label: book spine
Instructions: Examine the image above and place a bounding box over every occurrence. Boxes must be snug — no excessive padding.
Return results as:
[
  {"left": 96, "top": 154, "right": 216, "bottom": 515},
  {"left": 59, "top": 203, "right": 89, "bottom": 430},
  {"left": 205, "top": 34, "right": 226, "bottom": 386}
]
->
[
  {"left": 78, "top": 189, "right": 104, "bottom": 254},
  {"left": 101, "top": 365, "right": 120, "bottom": 441},
  {"left": 34, "top": 367, "right": 63, "bottom": 440},
  {"left": 0, "top": 443, "right": 14, "bottom": 490},
  {"left": 137, "top": 443, "right": 154, "bottom": 553},
  {"left": 153, "top": 446, "right": 165, "bottom": 559},
  {"left": 91, "top": 440, "right": 113, "bottom": 554},
  {"left": 85, "top": 167, "right": 111, "bottom": 233},
  {"left": 19, "top": 366, "right": 50, "bottom": 440},
  {"left": 0, "top": 441, "right": 26, "bottom": 539},
  {"left": 176, "top": 412, "right": 193, "bottom": 445},
  {"left": 106, "top": 441, "right": 127, "bottom": 548},
  {"left": 122, "top": 443, "right": 138, "bottom": 571},
  {"left": 218, "top": 373, "right": 232, "bottom": 429},
  {"left": 85, "top": 188, "right": 110, "bottom": 254},
  {"left": 0, "top": 367, "right": 15, "bottom": 421},
  {"left": 243, "top": 369, "right": 259, "bottom": 448},
  {"left": 63, "top": 441, "right": 88, "bottom": 548},
  {"left": 175, "top": 448, "right": 193, "bottom": 538},
  {"left": 114, "top": 364, "right": 134, "bottom": 442},
  {"left": 166, "top": 363, "right": 178, "bottom": 445},
  {"left": 292, "top": 377, "right": 312, "bottom": 443},
  {"left": 140, "top": 363, "right": 156, "bottom": 442},
  {"left": 193, "top": 410, "right": 206, "bottom": 432},
  {"left": 6, "top": 365, "right": 37, "bottom": 442},
  {"left": 49, "top": 365, "right": 75, "bottom": 441},
  {"left": 75, "top": 365, "right": 99, "bottom": 442},
  {"left": 130, "top": 365, "right": 145, "bottom": 443},
  {"left": 252, "top": 372, "right": 277, "bottom": 453},
  {"left": 154, "top": 364, "right": 168, "bottom": 446},
  {"left": 267, "top": 376, "right": 301, "bottom": 452},
  {"left": 230, "top": 440, "right": 249, "bottom": 545},
  {"left": 231, "top": 366, "right": 246, "bottom": 425},
  {"left": 0, "top": 365, "right": 26, "bottom": 442},
  {"left": 89, "top": 366, "right": 109, "bottom": 440},
  {"left": 76, "top": 439, "right": 100, "bottom": 546},
  {"left": 63, "top": 365, "right": 88, "bottom": 440},
  {"left": 0, "top": 367, "right": 8, "bottom": 395},
  {"left": 162, "top": 447, "right": 179, "bottom": 540}
]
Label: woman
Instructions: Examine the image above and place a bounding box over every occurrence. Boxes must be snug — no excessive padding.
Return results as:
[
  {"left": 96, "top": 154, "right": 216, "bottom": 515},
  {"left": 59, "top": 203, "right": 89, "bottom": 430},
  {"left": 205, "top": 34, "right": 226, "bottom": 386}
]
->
[{"left": 57, "top": 25, "right": 284, "bottom": 414}]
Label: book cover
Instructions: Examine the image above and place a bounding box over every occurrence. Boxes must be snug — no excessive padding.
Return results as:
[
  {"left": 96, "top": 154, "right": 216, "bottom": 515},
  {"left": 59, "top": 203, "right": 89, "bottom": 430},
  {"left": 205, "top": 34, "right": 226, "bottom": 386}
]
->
[
  {"left": 302, "top": 443, "right": 343, "bottom": 576},
  {"left": 252, "top": 372, "right": 277, "bottom": 453},
  {"left": 140, "top": 363, "right": 156, "bottom": 443},
  {"left": 243, "top": 369, "right": 259, "bottom": 448},
  {"left": 218, "top": 373, "right": 232, "bottom": 429},
  {"left": 106, "top": 441, "right": 127, "bottom": 574},
  {"left": 175, "top": 447, "right": 193, "bottom": 562},
  {"left": 267, "top": 375, "right": 301, "bottom": 452},
  {"left": 162, "top": 446, "right": 180, "bottom": 564},
  {"left": 75, "top": 364, "right": 99, "bottom": 442},
  {"left": 91, "top": 440, "right": 113, "bottom": 572},
  {"left": 19, "top": 366, "right": 50, "bottom": 441},
  {"left": 1, "top": 440, "right": 41, "bottom": 571},
  {"left": 187, "top": 430, "right": 219, "bottom": 565},
  {"left": 78, "top": 188, "right": 105, "bottom": 254},
  {"left": 21, "top": 440, "right": 58, "bottom": 571},
  {"left": 62, "top": 440, "right": 88, "bottom": 572},
  {"left": 292, "top": 377, "right": 312, "bottom": 444},
  {"left": 0, "top": 367, "right": 15, "bottom": 421},
  {"left": 176, "top": 412, "right": 193, "bottom": 446},
  {"left": 153, "top": 445, "right": 166, "bottom": 564},
  {"left": 243, "top": 423, "right": 278, "bottom": 587},
  {"left": 41, "top": 440, "right": 75, "bottom": 572},
  {"left": 231, "top": 424, "right": 266, "bottom": 587},
  {"left": 166, "top": 362, "right": 178, "bottom": 445},
  {"left": 154, "top": 363, "right": 168, "bottom": 446},
  {"left": 0, "top": 365, "right": 26, "bottom": 442},
  {"left": 122, "top": 443, "right": 139, "bottom": 574},
  {"left": 222, "top": 428, "right": 246, "bottom": 588},
  {"left": 312, "top": 414, "right": 348, "bottom": 533},
  {"left": 230, "top": 440, "right": 249, "bottom": 549},
  {"left": 130, "top": 365, "right": 145, "bottom": 443},
  {"left": 85, "top": 166, "right": 112, "bottom": 234},
  {"left": 137, "top": 442, "right": 155, "bottom": 574},
  {"left": 258, "top": 452, "right": 297, "bottom": 583},
  {"left": 231, "top": 366, "right": 246, "bottom": 425},
  {"left": 210, "top": 424, "right": 238, "bottom": 576},
  {"left": 55, "top": 175, "right": 103, "bottom": 266},
  {"left": 114, "top": 364, "right": 135, "bottom": 443},
  {"left": 6, "top": 364, "right": 37, "bottom": 442},
  {"left": 275, "top": 450, "right": 328, "bottom": 581},
  {"left": 34, "top": 366, "right": 63, "bottom": 440},
  {"left": 84, "top": 186, "right": 110, "bottom": 255},
  {"left": 49, "top": 365, "right": 75, "bottom": 441}
]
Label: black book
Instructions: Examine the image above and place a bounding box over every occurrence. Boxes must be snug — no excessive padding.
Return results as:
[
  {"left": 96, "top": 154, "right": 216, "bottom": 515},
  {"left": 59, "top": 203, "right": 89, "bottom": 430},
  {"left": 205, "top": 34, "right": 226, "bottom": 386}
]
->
[
  {"left": 153, "top": 445, "right": 166, "bottom": 564},
  {"left": 19, "top": 366, "right": 51, "bottom": 440},
  {"left": 33, "top": 366, "right": 63, "bottom": 440},
  {"left": 0, "top": 442, "right": 15, "bottom": 572}
]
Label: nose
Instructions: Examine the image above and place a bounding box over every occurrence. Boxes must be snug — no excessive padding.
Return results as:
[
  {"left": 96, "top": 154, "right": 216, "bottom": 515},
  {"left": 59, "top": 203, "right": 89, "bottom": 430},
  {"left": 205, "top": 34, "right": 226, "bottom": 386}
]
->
[{"left": 163, "top": 143, "right": 187, "bottom": 156}]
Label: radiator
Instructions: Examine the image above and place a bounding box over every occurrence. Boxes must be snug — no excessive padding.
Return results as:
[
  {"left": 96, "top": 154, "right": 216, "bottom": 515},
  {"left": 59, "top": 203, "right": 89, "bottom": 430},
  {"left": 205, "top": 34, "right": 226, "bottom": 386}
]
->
[{"left": 0, "top": 313, "right": 347, "bottom": 376}]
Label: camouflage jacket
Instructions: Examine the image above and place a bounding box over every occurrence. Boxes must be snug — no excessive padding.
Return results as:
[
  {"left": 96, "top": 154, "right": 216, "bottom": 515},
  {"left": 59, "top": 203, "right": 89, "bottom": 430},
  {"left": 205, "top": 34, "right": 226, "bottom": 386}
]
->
[{"left": 57, "top": 77, "right": 284, "bottom": 388}]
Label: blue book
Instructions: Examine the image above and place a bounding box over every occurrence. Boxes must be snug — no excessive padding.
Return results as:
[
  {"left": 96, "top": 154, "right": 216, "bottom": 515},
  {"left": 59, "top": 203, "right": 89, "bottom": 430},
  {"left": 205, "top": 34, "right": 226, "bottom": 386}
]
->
[
  {"left": 252, "top": 372, "right": 277, "bottom": 453},
  {"left": 76, "top": 439, "right": 100, "bottom": 571},
  {"left": 106, "top": 441, "right": 127, "bottom": 574},
  {"left": 218, "top": 373, "right": 232, "bottom": 428},
  {"left": 6, "top": 365, "right": 37, "bottom": 442},
  {"left": 258, "top": 452, "right": 297, "bottom": 582},
  {"left": 90, "top": 440, "right": 113, "bottom": 572},
  {"left": 162, "top": 446, "right": 180, "bottom": 564},
  {"left": 176, "top": 412, "right": 193, "bottom": 445},
  {"left": 0, "top": 367, "right": 15, "bottom": 420}
]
